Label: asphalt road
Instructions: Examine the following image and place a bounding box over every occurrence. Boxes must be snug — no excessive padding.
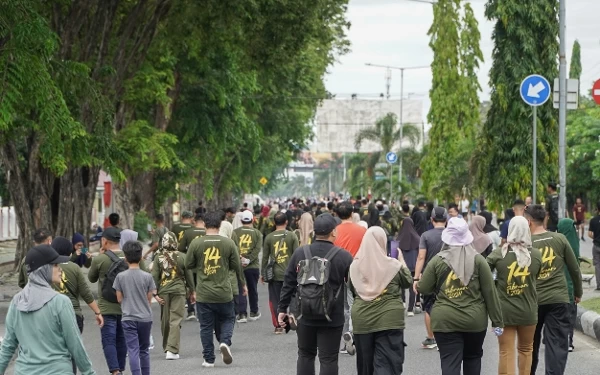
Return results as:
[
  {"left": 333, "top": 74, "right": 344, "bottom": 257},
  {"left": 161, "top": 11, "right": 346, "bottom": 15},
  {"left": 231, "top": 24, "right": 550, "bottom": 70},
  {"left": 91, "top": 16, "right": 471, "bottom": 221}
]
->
[{"left": 4, "top": 282, "right": 600, "bottom": 375}]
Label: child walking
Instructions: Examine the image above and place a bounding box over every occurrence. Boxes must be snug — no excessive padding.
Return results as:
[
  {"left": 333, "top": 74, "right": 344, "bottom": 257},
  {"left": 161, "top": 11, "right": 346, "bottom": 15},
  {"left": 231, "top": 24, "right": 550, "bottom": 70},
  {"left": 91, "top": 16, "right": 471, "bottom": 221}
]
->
[{"left": 114, "top": 241, "right": 163, "bottom": 375}]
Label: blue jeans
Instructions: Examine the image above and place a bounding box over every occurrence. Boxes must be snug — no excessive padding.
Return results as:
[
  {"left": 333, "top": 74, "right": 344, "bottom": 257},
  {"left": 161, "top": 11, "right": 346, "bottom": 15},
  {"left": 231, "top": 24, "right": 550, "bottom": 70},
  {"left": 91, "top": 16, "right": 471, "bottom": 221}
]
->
[
  {"left": 197, "top": 301, "right": 235, "bottom": 363},
  {"left": 101, "top": 315, "right": 127, "bottom": 373},
  {"left": 122, "top": 320, "right": 152, "bottom": 375}
]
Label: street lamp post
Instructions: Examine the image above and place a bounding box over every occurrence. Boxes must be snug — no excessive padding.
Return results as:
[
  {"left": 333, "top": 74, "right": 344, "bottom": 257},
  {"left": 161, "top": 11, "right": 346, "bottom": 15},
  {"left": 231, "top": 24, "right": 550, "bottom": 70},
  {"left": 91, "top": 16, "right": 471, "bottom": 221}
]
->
[{"left": 365, "top": 63, "right": 430, "bottom": 185}]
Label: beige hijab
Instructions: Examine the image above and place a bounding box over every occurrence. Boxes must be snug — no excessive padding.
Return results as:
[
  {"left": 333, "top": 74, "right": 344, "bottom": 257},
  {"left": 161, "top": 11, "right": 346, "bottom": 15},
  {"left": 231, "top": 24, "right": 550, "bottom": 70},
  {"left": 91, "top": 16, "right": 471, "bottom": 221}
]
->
[
  {"left": 350, "top": 226, "right": 402, "bottom": 302},
  {"left": 298, "top": 212, "right": 314, "bottom": 246},
  {"left": 469, "top": 216, "right": 492, "bottom": 254},
  {"left": 232, "top": 212, "right": 244, "bottom": 230},
  {"left": 352, "top": 212, "right": 361, "bottom": 224},
  {"left": 502, "top": 216, "right": 532, "bottom": 268}
]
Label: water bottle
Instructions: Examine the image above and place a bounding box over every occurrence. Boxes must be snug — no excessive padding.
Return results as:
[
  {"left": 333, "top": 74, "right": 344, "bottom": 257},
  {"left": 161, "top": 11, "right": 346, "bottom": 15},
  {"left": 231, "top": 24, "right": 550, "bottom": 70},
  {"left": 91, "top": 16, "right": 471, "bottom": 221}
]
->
[{"left": 494, "top": 327, "right": 504, "bottom": 337}]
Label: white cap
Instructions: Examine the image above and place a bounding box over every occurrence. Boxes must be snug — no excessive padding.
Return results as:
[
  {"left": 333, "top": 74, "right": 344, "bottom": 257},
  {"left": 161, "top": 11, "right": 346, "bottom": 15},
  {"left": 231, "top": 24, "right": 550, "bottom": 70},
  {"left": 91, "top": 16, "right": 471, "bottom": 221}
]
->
[{"left": 241, "top": 210, "right": 254, "bottom": 223}]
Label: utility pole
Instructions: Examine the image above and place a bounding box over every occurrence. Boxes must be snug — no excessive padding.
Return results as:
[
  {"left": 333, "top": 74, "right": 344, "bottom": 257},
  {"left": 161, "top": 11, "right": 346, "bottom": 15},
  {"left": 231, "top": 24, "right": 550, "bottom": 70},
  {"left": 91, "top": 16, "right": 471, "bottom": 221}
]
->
[
  {"left": 365, "top": 63, "right": 429, "bottom": 185},
  {"left": 558, "top": 0, "right": 567, "bottom": 219}
]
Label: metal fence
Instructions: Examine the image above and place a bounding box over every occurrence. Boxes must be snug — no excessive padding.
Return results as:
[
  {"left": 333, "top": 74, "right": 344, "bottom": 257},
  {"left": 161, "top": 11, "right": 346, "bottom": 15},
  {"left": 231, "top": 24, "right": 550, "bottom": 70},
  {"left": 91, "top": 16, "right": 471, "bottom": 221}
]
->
[{"left": 0, "top": 207, "right": 19, "bottom": 241}]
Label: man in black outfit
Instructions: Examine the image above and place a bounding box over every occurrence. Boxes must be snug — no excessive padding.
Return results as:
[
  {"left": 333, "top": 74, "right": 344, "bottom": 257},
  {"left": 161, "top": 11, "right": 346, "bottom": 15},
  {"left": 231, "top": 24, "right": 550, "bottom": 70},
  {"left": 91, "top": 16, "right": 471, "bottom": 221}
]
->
[
  {"left": 412, "top": 201, "right": 429, "bottom": 236},
  {"left": 278, "top": 214, "right": 353, "bottom": 375}
]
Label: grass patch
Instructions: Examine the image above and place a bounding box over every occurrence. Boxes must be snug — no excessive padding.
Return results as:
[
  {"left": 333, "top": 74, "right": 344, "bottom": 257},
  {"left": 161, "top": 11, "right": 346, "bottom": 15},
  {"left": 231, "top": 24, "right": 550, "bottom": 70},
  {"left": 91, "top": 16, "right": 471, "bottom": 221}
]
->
[
  {"left": 580, "top": 257, "right": 595, "bottom": 275},
  {"left": 580, "top": 297, "right": 600, "bottom": 314}
]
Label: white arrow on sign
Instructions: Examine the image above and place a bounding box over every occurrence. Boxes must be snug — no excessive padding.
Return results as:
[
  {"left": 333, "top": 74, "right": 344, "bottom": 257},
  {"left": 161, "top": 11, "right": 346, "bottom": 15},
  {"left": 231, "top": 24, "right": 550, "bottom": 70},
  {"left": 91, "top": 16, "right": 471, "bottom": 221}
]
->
[{"left": 527, "top": 82, "right": 546, "bottom": 98}]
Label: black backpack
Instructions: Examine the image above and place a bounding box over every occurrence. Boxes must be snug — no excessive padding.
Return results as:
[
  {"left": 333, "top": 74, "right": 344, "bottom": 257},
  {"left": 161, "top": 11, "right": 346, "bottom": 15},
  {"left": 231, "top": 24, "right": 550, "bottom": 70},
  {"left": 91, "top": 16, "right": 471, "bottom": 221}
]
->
[
  {"left": 294, "top": 245, "right": 342, "bottom": 322},
  {"left": 101, "top": 250, "right": 129, "bottom": 303}
]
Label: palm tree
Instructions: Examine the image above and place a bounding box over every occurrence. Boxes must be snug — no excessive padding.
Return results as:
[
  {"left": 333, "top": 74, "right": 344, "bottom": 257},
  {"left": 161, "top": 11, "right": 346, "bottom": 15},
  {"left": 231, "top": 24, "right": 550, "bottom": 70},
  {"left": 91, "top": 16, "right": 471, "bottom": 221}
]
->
[{"left": 354, "top": 113, "right": 421, "bottom": 188}]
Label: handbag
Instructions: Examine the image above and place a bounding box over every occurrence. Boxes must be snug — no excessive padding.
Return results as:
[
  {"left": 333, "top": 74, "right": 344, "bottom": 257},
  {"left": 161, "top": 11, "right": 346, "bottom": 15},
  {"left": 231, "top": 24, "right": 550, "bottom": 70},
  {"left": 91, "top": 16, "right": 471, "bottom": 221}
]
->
[{"left": 264, "top": 231, "right": 287, "bottom": 283}]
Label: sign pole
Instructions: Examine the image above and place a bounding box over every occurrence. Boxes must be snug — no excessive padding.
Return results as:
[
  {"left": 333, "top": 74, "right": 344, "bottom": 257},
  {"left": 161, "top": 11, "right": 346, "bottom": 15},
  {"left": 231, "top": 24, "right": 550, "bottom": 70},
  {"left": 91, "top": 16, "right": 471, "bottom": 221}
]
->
[
  {"left": 390, "top": 164, "right": 393, "bottom": 202},
  {"left": 533, "top": 106, "right": 537, "bottom": 205}
]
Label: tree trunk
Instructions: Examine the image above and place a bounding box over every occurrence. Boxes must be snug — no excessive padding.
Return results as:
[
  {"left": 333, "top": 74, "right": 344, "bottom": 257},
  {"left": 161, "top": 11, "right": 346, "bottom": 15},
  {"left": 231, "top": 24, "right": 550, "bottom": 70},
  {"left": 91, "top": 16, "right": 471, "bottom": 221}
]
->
[
  {"left": 112, "top": 180, "right": 136, "bottom": 230},
  {"left": 132, "top": 171, "right": 157, "bottom": 216}
]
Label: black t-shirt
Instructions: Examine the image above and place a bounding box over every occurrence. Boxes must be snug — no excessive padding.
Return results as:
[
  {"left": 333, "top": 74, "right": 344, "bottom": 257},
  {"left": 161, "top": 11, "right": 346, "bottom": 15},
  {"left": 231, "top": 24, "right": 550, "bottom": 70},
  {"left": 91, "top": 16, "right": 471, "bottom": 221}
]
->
[
  {"left": 412, "top": 209, "right": 429, "bottom": 236},
  {"left": 278, "top": 240, "right": 353, "bottom": 327},
  {"left": 589, "top": 215, "right": 600, "bottom": 246}
]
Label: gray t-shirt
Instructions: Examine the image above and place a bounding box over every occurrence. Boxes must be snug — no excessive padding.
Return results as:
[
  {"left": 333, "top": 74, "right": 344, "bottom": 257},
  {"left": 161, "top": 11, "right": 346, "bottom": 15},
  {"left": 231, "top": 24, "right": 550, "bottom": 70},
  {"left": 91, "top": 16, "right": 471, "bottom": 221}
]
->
[
  {"left": 419, "top": 227, "right": 445, "bottom": 270},
  {"left": 113, "top": 268, "right": 156, "bottom": 322}
]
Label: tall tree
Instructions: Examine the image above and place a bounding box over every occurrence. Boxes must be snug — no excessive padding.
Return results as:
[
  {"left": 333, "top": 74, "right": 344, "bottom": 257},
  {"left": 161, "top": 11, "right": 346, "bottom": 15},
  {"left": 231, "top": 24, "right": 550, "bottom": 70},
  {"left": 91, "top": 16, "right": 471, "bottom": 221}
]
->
[
  {"left": 569, "top": 40, "right": 582, "bottom": 98},
  {"left": 421, "top": 0, "right": 466, "bottom": 200},
  {"left": 476, "top": 0, "right": 559, "bottom": 206}
]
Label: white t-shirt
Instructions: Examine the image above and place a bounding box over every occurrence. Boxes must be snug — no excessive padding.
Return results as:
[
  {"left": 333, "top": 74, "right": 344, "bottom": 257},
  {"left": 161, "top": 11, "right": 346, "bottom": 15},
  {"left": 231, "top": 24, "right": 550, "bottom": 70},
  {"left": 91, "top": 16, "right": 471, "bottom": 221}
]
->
[{"left": 461, "top": 199, "right": 470, "bottom": 213}]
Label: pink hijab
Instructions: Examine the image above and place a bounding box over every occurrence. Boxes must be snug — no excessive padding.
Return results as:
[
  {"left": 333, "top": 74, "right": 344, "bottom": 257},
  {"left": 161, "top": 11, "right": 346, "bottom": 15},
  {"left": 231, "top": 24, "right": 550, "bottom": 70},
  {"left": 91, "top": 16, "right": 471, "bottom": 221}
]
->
[{"left": 350, "top": 226, "right": 403, "bottom": 301}]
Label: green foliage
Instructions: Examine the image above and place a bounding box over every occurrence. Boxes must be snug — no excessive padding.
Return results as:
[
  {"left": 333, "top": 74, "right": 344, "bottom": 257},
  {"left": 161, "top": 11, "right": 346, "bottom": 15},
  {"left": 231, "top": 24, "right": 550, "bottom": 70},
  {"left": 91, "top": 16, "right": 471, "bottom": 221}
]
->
[
  {"left": 569, "top": 40, "right": 582, "bottom": 81},
  {"left": 133, "top": 211, "right": 152, "bottom": 242},
  {"left": 422, "top": 0, "right": 482, "bottom": 200},
  {"left": 476, "top": 0, "right": 559, "bottom": 206},
  {"left": 566, "top": 98, "right": 600, "bottom": 202}
]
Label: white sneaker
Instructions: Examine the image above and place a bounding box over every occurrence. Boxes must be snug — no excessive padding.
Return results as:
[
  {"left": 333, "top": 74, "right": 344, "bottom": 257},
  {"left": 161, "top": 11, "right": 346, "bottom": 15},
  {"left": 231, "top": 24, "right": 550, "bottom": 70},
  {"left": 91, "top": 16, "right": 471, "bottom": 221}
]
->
[
  {"left": 149, "top": 335, "right": 155, "bottom": 350},
  {"left": 202, "top": 361, "right": 215, "bottom": 368},
  {"left": 220, "top": 343, "right": 233, "bottom": 365},
  {"left": 342, "top": 332, "right": 356, "bottom": 356},
  {"left": 166, "top": 351, "right": 179, "bottom": 360},
  {"left": 408, "top": 312, "right": 415, "bottom": 317}
]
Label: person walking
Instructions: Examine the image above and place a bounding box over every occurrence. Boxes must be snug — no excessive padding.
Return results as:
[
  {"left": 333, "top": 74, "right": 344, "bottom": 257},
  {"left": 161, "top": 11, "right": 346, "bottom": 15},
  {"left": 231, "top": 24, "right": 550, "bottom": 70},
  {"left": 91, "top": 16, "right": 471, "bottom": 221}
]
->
[
  {"left": 396, "top": 217, "right": 421, "bottom": 316},
  {"left": 479, "top": 211, "right": 501, "bottom": 249},
  {"left": 17, "top": 228, "right": 52, "bottom": 288},
  {"left": 572, "top": 198, "right": 586, "bottom": 241},
  {"left": 234, "top": 210, "right": 264, "bottom": 322},
  {"left": 0, "top": 245, "right": 96, "bottom": 375},
  {"left": 588, "top": 202, "right": 600, "bottom": 291},
  {"left": 171, "top": 211, "right": 194, "bottom": 241},
  {"left": 349, "top": 227, "right": 413, "bottom": 375},
  {"left": 557, "top": 218, "right": 581, "bottom": 352},
  {"left": 334, "top": 201, "right": 367, "bottom": 354},
  {"left": 71, "top": 232, "right": 92, "bottom": 268},
  {"left": 525, "top": 205, "right": 583, "bottom": 375},
  {"left": 487, "top": 217, "right": 542, "bottom": 375},
  {"left": 545, "top": 183, "right": 560, "bottom": 232},
  {"left": 114, "top": 241, "right": 161, "bottom": 375},
  {"left": 278, "top": 213, "right": 354, "bottom": 375},
  {"left": 417, "top": 217, "right": 504, "bottom": 375},
  {"left": 262, "top": 212, "right": 299, "bottom": 333},
  {"left": 470, "top": 216, "right": 493, "bottom": 257},
  {"left": 185, "top": 211, "right": 247, "bottom": 368},
  {"left": 151, "top": 232, "right": 194, "bottom": 360},
  {"left": 413, "top": 207, "right": 448, "bottom": 349},
  {"left": 297, "top": 211, "right": 315, "bottom": 246}
]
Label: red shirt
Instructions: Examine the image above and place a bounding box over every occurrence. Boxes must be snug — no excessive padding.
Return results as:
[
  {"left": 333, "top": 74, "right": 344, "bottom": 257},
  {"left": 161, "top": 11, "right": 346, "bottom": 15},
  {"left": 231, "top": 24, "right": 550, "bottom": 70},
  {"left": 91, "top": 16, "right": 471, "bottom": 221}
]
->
[
  {"left": 334, "top": 222, "right": 367, "bottom": 258},
  {"left": 572, "top": 204, "right": 586, "bottom": 222}
]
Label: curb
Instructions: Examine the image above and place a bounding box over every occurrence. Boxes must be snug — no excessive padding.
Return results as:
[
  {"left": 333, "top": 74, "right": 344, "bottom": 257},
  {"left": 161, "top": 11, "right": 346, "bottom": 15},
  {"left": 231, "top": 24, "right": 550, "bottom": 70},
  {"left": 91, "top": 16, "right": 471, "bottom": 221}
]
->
[{"left": 576, "top": 305, "right": 600, "bottom": 342}]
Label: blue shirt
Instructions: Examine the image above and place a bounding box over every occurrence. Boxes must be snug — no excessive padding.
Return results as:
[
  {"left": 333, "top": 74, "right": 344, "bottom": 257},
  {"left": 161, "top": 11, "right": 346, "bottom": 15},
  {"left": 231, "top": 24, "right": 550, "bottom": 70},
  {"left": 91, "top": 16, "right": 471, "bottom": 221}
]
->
[{"left": 500, "top": 219, "right": 511, "bottom": 239}]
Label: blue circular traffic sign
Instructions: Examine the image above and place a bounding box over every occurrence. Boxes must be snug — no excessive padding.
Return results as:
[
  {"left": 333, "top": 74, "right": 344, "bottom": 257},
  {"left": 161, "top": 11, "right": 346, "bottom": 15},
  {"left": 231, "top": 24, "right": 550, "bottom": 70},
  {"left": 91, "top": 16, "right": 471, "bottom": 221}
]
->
[
  {"left": 520, "top": 75, "right": 551, "bottom": 106},
  {"left": 386, "top": 152, "right": 398, "bottom": 164}
]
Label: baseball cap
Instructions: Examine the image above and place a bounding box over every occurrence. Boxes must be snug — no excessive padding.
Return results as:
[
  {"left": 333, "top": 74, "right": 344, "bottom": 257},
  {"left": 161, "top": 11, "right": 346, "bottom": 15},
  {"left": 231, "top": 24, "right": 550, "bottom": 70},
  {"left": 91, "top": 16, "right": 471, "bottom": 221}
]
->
[
  {"left": 25, "top": 245, "right": 70, "bottom": 273},
  {"left": 431, "top": 207, "right": 448, "bottom": 221},
  {"left": 241, "top": 210, "right": 254, "bottom": 223},
  {"left": 314, "top": 213, "right": 337, "bottom": 235},
  {"left": 102, "top": 227, "right": 122, "bottom": 242},
  {"left": 181, "top": 210, "right": 194, "bottom": 219}
]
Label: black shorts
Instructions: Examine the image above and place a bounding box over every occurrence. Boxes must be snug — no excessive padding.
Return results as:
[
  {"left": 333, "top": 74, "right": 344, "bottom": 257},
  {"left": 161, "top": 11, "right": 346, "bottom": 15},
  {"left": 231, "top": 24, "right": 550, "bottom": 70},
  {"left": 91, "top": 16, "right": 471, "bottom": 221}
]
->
[
  {"left": 575, "top": 220, "right": 583, "bottom": 226},
  {"left": 422, "top": 294, "right": 436, "bottom": 314}
]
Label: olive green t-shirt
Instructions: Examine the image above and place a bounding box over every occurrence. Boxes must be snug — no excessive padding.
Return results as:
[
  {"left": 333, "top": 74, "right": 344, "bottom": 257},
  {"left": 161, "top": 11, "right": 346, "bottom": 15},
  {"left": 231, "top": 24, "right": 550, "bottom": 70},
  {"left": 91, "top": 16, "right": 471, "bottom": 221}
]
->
[
  {"left": 151, "top": 251, "right": 195, "bottom": 296},
  {"left": 233, "top": 227, "right": 263, "bottom": 269},
  {"left": 88, "top": 250, "right": 148, "bottom": 316},
  {"left": 531, "top": 231, "right": 583, "bottom": 305},
  {"left": 418, "top": 254, "right": 504, "bottom": 333},
  {"left": 171, "top": 223, "right": 194, "bottom": 243},
  {"left": 151, "top": 226, "right": 168, "bottom": 246},
  {"left": 184, "top": 235, "right": 245, "bottom": 303},
  {"left": 179, "top": 227, "right": 206, "bottom": 253},
  {"left": 262, "top": 230, "right": 299, "bottom": 281},
  {"left": 54, "top": 262, "right": 95, "bottom": 316},
  {"left": 349, "top": 268, "right": 413, "bottom": 334},
  {"left": 486, "top": 247, "right": 542, "bottom": 326}
]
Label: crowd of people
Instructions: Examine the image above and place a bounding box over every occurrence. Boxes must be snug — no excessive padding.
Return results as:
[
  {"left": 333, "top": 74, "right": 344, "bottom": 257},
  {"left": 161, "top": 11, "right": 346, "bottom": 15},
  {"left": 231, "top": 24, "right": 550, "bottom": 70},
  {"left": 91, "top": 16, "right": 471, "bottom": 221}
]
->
[{"left": 0, "top": 185, "right": 598, "bottom": 375}]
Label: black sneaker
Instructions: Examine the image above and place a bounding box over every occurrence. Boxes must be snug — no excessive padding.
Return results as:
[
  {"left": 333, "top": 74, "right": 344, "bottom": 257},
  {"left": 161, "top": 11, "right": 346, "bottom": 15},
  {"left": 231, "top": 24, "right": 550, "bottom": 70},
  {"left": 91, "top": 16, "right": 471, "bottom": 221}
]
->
[
  {"left": 236, "top": 314, "right": 248, "bottom": 323},
  {"left": 422, "top": 337, "right": 437, "bottom": 349},
  {"left": 249, "top": 312, "right": 261, "bottom": 321}
]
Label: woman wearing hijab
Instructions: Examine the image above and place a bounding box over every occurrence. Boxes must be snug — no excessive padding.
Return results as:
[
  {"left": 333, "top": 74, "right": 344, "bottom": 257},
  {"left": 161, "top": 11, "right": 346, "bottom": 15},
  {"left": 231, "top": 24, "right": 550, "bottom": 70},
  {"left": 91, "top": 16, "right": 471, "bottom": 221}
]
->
[
  {"left": 296, "top": 212, "right": 314, "bottom": 246},
  {"left": 557, "top": 218, "right": 581, "bottom": 352},
  {"left": 487, "top": 217, "right": 542, "bottom": 375},
  {"left": 71, "top": 232, "right": 92, "bottom": 268},
  {"left": 349, "top": 227, "right": 413, "bottom": 375},
  {"left": 417, "top": 217, "right": 504, "bottom": 375},
  {"left": 365, "top": 205, "right": 381, "bottom": 228},
  {"left": 352, "top": 212, "right": 361, "bottom": 224},
  {"left": 470, "top": 216, "right": 494, "bottom": 257},
  {"left": 479, "top": 211, "right": 501, "bottom": 249},
  {"left": 151, "top": 232, "right": 194, "bottom": 360},
  {"left": 396, "top": 217, "right": 422, "bottom": 316},
  {"left": 0, "top": 245, "right": 96, "bottom": 375}
]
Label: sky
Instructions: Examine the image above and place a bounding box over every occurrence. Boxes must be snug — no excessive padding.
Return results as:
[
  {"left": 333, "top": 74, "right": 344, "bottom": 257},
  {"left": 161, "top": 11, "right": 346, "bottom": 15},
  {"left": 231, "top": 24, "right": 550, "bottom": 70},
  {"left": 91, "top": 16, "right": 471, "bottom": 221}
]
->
[{"left": 325, "top": 0, "right": 600, "bottom": 118}]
